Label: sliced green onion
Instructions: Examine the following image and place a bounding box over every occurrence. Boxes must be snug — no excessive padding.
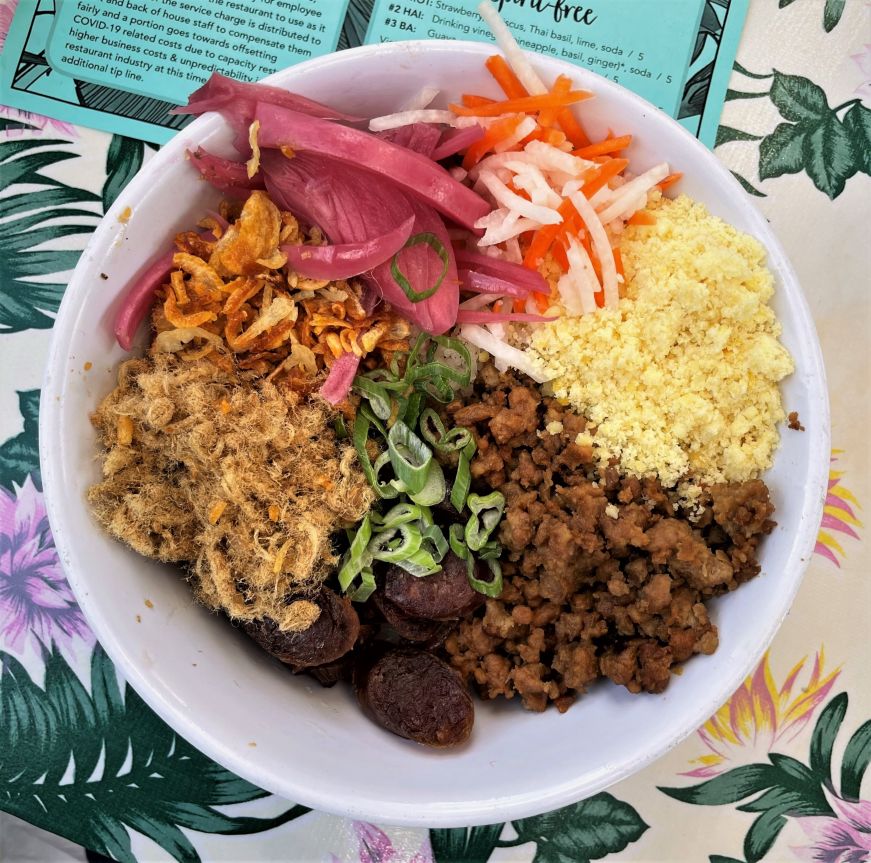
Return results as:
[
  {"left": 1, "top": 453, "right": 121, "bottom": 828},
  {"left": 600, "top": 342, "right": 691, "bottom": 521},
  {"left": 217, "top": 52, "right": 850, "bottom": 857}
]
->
[
  {"left": 404, "top": 332, "right": 429, "bottom": 375},
  {"left": 353, "top": 377, "right": 394, "bottom": 421},
  {"left": 333, "top": 415, "right": 348, "bottom": 440},
  {"left": 373, "top": 502, "right": 426, "bottom": 529},
  {"left": 449, "top": 523, "right": 469, "bottom": 560},
  {"left": 432, "top": 335, "right": 474, "bottom": 386},
  {"left": 477, "top": 539, "right": 502, "bottom": 560},
  {"left": 372, "top": 451, "right": 402, "bottom": 500},
  {"left": 360, "top": 367, "right": 404, "bottom": 389},
  {"left": 387, "top": 421, "right": 433, "bottom": 495},
  {"left": 352, "top": 413, "right": 379, "bottom": 492},
  {"left": 467, "top": 557, "right": 503, "bottom": 598},
  {"left": 402, "top": 390, "right": 425, "bottom": 429},
  {"left": 408, "top": 460, "right": 446, "bottom": 506},
  {"left": 346, "top": 567, "right": 376, "bottom": 602},
  {"left": 465, "top": 491, "right": 505, "bottom": 551},
  {"left": 420, "top": 409, "right": 475, "bottom": 454},
  {"left": 421, "top": 522, "right": 449, "bottom": 561},
  {"left": 390, "top": 232, "right": 450, "bottom": 303},
  {"left": 359, "top": 403, "right": 388, "bottom": 438},
  {"left": 368, "top": 523, "right": 423, "bottom": 563},
  {"left": 338, "top": 514, "right": 373, "bottom": 593},
  {"left": 395, "top": 547, "right": 443, "bottom": 577},
  {"left": 451, "top": 450, "right": 472, "bottom": 512}
]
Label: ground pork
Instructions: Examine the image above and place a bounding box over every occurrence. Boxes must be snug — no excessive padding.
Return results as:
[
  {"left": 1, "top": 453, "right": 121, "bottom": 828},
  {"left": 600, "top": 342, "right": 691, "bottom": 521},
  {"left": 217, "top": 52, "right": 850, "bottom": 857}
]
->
[{"left": 442, "top": 364, "right": 775, "bottom": 711}]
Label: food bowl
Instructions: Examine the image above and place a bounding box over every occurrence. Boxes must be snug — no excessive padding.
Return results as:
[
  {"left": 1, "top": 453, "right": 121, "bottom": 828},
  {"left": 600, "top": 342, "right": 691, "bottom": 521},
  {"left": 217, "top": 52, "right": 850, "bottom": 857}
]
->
[{"left": 40, "top": 41, "right": 829, "bottom": 826}]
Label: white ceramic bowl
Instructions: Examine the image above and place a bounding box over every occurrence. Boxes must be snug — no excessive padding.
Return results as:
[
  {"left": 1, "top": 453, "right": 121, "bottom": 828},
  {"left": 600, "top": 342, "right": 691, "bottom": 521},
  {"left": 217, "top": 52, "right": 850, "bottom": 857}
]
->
[{"left": 41, "top": 41, "right": 829, "bottom": 827}]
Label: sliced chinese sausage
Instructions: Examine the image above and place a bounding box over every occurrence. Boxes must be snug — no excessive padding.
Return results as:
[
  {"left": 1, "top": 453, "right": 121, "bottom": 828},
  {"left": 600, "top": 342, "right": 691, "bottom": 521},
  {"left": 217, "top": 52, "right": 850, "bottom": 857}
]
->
[
  {"left": 355, "top": 647, "right": 474, "bottom": 747},
  {"left": 382, "top": 551, "right": 483, "bottom": 620},
  {"left": 241, "top": 588, "right": 359, "bottom": 668},
  {"left": 371, "top": 592, "right": 454, "bottom": 647}
]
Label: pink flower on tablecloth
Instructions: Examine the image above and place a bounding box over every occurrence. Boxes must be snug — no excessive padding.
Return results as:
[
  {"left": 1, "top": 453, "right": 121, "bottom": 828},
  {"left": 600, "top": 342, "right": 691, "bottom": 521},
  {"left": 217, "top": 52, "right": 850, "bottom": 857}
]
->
[
  {"left": 815, "top": 451, "right": 863, "bottom": 568},
  {"left": 0, "top": 105, "right": 78, "bottom": 139},
  {"left": 852, "top": 43, "right": 871, "bottom": 105},
  {"left": 0, "top": 477, "right": 92, "bottom": 655},
  {"left": 0, "top": 0, "right": 18, "bottom": 52},
  {"left": 0, "top": 0, "right": 76, "bottom": 139},
  {"left": 793, "top": 788, "right": 871, "bottom": 863},
  {"left": 342, "top": 822, "right": 432, "bottom": 863},
  {"left": 682, "top": 649, "right": 841, "bottom": 778}
]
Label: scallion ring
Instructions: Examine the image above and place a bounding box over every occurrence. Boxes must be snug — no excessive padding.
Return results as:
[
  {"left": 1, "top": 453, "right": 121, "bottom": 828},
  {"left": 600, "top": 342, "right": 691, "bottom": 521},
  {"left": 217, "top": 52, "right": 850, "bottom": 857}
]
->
[
  {"left": 465, "top": 491, "right": 505, "bottom": 551},
  {"left": 390, "top": 232, "right": 450, "bottom": 303},
  {"left": 451, "top": 450, "right": 472, "bottom": 513},
  {"left": 386, "top": 421, "right": 433, "bottom": 495},
  {"left": 467, "top": 557, "right": 503, "bottom": 598},
  {"left": 353, "top": 377, "right": 394, "bottom": 421},
  {"left": 408, "top": 460, "right": 446, "bottom": 506},
  {"left": 367, "top": 523, "right": 423, "bottom": 564}
]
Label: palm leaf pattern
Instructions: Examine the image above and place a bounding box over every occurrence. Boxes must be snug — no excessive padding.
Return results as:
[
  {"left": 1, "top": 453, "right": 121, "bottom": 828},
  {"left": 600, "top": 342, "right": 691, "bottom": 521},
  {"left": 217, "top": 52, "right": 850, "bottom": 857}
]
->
[
  {"left": 0, "top": 642, "right": 309, "bottom": 862},
  {"left": 0, "top": 116, "right": 101, "bottom": 333},
  {"left": 338, "top": 0, "right": 374, "bottom": 51}
]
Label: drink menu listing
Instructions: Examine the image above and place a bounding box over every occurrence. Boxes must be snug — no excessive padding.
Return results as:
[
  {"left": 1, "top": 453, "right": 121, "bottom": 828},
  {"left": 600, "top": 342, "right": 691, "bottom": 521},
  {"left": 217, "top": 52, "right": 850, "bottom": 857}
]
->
[
  {"left": 367, "top": 0, "right": 701, "bottom": 116},
  {"left": 0, "top": 0, "right": 748, "bottom": 147}
]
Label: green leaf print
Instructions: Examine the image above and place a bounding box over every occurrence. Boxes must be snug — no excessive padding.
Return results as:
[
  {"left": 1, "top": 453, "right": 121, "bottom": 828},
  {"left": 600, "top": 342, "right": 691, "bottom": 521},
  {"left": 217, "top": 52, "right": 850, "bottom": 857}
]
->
[
  {"left": 842, "top": 103, "right": 871, "bottom": 175},
  {"left": 759, "top": 122, "right": 809, "bottom": 180},
  {"left": 0, "top": 122, "right": 101, "bottom": 333},
  {"left": 809, "top": 692, "right": 848, "bottom": 783},
  {"left": 823, "top": 0, "right": 846, "bottom": 32},
  {"left": 777, "top": 0, "right": 846, "bottom": 32},
  {"left": 743, "top": 807, "right": 787, "bottom": 863},
  {"left": 660, "top": 765, "right": 782, "bottom": 805},
  {"left": 0, "top": 390, "right": 41, "bottom": 490},
  {"left": 769, "top": 72, "right": 828, "bottom": 123},
  {"left": 0, "top": 644, "right": 309, "bottom": 863},
  {"left": 742, "top": 71, "right": 866, "bottom": 199},
  {"left": 730, "top": 171, "right": 767, "bottom": 197},
  {"left": 429, "top": 794, "right": 648, "bottom": 863},
  {"left": 802, "top": 114, "right": 857, "bottom": 198},
  {"left": 429, "top": 825, "right": 504, "bottom": 863},
  {"left": 840, "top": 719, "right": 871, "bottom": 800},
  {"left": 660, "top": 693, "right": 870, "bottom": 862},
  {"left": 102, "top": 136, "right": 146, "bottom": 213},
  {"left": 338, "top": 0, "right": 375, "bottom": 51},
  {"left": 511, "top": 793, "right": 648, "bottom": 862}
]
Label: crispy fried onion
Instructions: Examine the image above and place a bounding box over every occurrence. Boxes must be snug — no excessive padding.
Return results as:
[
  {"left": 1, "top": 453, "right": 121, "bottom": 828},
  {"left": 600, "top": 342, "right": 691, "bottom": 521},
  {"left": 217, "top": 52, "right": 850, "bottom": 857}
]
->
[
  {"left": 209, "top": 190, "right": 281, "bottom": 276},
  {"left": 153, "top": 191, "right": 413, "bottom": 390}
]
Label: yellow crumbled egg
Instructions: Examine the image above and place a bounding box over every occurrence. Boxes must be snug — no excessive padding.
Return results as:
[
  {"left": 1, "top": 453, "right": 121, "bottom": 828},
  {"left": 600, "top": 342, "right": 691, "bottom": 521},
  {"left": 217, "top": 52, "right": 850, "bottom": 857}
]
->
[{"left": 528, "top": 195, "right": 794, "bottom": 489}]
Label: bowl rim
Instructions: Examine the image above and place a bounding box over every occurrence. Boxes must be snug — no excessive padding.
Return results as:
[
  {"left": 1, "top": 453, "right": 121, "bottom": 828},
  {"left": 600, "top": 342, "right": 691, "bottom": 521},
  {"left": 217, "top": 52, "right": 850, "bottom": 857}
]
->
[{"left": 40, "top": 38, "right": 830, "bottom": 826}]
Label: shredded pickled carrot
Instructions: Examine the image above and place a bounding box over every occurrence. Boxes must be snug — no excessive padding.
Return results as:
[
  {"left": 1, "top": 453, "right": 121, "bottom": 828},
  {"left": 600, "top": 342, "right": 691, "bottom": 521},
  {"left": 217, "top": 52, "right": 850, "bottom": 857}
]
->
[
  {"left": 580, "top": 158, "right": 629, "bottom": 198},
  {"left": 461, "top": 93, "right": 496, "bottom": 108},
  {"left": 538, "top": 75, "right": 572, "bottom": 128},
  {"left": 485, "top": 54, "right": 528, "bottom": 100},
  {"left": 657, "top": 171, "right": 684, "bottom": 191},
  {"left": 573, "top": 135, "right": 632, "bottom": 158},
  {"left": 462, "top": 114, "right": 524, "bottom": 169},
  {"left": 450, "top": 89, "right": 593, "bottom": 118}
]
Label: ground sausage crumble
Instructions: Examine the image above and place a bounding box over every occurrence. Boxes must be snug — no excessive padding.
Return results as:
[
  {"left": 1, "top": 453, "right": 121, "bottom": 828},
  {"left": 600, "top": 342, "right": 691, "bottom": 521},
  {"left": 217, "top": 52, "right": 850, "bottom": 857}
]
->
[{"left": 442, "top": 364, "right": 775, "bottom": 712}]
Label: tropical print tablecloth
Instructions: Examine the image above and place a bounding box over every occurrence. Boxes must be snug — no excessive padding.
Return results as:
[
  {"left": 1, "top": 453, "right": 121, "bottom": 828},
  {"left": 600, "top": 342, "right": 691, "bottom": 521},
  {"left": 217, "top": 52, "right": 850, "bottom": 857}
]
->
[{"left": 1, "top": 1, "right": 869, "bottom": 861}]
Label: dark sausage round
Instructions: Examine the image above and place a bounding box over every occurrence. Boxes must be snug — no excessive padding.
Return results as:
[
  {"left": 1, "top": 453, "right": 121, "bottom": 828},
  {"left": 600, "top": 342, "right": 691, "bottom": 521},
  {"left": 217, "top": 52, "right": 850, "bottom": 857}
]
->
[
  {"left": 372, "top": 592, "right": 453, "bottom": 647},
  {"left": 241, "top": 588, "right": 359, "bottom": 668},
  {"left": 382, "top": 552, "right": 483, "bottom": 620},
  {"left": 355, "top": 647, "right": 474, "bottom": 747}
]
